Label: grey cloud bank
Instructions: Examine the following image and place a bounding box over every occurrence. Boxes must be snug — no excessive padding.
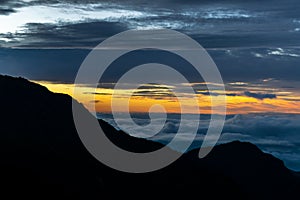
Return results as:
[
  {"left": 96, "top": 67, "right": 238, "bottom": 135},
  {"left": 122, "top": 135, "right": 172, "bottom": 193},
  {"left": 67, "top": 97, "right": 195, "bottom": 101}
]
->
[{"left": 98, "top": 112, "right": 300, "bottom": 171}]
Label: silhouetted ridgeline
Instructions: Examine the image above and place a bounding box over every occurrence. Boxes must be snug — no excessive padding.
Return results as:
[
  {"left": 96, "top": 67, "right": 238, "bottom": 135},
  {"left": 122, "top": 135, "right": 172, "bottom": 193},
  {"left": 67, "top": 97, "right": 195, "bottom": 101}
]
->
[{"left": 0, "top": 75, "right": 299, "bottom": 199}]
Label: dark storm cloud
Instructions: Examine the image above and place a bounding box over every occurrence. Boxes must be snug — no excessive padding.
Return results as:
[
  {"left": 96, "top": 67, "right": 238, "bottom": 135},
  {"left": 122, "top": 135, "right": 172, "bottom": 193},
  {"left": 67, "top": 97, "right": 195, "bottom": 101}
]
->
[{"left": 244, "top": 91, "right": 276, "bottom": 100}]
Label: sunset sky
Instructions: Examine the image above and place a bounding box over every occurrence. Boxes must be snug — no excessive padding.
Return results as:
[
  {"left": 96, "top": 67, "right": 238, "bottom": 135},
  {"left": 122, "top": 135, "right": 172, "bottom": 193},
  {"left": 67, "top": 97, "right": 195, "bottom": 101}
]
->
[
  {"left": 35, "top": 79, "right": 300, "bottom": 114},
  {"left": 1, "top": 0, "right": 300, "bottom": 171},
  {"left": 0, "top": 0, "right": 300, "bottom": 115}
]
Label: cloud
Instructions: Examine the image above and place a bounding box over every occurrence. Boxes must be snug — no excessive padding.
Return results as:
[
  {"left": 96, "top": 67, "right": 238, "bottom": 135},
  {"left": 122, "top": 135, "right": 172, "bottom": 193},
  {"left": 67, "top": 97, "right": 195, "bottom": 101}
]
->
[
  {"left": 137, "top": 84, "right": 172, "bottom": 90},
  {"left": 97, "top": 83, "right": 116, "bottom": 89},
  {"left": 83, "top": 92, "right": 111, "bottom": 95},
  {"left": 244, "top": 91, "right": 276, "bottom": 100},
  {"left": 132, "top": 92, "right": 176, "bottom": 100},
  {"left": 1, "top": 0, "right": 300, "bottom": 91},
  {"left": 198, "top": 8, "right": 253, "bottom": 19},
  {"left": 197, "top": 89, "right": 278, "bottom": 99},
  {"left": 0, "top": 0, "right": 27, "bottom": 15},
  {"left": 89, "top": 100, "right": 103, "bottom": 103},
  {"left": 0, "top": 2, "right": 146, "bottom": 45},
  {"left": 1, "top": 0, "right": 300, "bottom": 49},
  {"left": 268, "top": 48, "right": 300, "bottom": 58},
  {"left": 131, "top": 85, "right": 176, "bottom": 99},
  {"left": 98, "top": 112, "right": 300, "bottom": 171},
  {"left": 3, "top": 21, "right": 127, "bottom": 47},
  {"left": 197, "top": 91, "right": 237, "bottom": 96},
  {"left": 228, "top": 82, "right": 248, "bottom": 86},
  {"left": 0, "top": 7, "right": 16, "bottom": 15}
]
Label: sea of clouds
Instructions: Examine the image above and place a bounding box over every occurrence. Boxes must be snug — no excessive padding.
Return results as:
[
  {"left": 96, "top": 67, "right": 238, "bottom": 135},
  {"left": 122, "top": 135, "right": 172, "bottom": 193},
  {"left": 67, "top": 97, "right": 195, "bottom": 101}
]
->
[{"left": 97, "top": 113, "right": 300, "bottom": 171}]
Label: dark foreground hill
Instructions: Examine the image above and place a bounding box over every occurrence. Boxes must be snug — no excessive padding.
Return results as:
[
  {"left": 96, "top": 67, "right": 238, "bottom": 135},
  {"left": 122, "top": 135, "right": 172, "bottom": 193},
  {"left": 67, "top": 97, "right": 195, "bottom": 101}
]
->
[{"left": 0, "top": 75, "right": 299, "bottom": 199}]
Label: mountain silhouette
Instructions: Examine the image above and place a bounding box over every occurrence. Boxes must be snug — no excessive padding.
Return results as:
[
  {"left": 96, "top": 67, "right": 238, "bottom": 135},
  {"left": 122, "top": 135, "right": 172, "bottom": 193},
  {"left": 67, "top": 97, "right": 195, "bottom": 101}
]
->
[{"left": 0, "top": 74, "right": 299, "bottom": 199}]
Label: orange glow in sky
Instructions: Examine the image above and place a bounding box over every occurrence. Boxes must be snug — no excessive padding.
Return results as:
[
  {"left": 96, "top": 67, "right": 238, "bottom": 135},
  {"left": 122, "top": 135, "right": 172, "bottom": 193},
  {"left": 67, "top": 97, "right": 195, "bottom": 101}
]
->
[{"left": 34, "top": 80, "right": 300, "bottom": 115}]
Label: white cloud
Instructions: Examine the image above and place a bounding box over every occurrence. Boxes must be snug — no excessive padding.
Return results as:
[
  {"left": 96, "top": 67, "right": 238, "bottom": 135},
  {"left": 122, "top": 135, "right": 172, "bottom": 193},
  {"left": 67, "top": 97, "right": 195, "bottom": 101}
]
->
[
  {"left": 268, "top": 48, "right": 300, "bottom": 57},
  {"left": 0, "top": 3, "right": 149, "bottom": 34},
  {"left": 183, "top": 8, "right": 255, "bottom": 19},
  {"left": 228, "top": 82, "right": 248, "bottom": 86},
  {"left": 203, "top": 9, "right": 252, "bottom": 19},
  {"left": 252, "top": 52, "right": 264, "bottom": 58}
]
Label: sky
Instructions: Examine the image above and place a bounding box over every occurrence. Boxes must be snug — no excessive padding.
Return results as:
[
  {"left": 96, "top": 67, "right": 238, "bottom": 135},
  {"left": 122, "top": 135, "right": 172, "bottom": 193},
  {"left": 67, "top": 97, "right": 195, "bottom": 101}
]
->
[
  {"left": 1, "top": 0, "right": 300, "bottom": 171},
  {"left": 1, "top": 0, "right": 300, "bottom": 114}
]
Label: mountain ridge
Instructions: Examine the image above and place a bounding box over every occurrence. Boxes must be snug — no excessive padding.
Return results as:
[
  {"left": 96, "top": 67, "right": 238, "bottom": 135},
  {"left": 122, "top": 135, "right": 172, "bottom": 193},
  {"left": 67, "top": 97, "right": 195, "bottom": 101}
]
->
[{"left": 0, "top": 74, "right": 299, "bottom": 199}]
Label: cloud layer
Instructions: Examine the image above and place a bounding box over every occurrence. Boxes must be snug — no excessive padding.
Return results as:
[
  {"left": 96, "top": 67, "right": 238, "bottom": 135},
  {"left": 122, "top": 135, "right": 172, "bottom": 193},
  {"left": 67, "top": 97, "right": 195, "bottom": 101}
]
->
[
  {"left": 98, "top": 113, "right": 300, "bottom": 171},
  {"left": 0, "top": 0, "right": 300, "bottom": 88},
  {"left": 1, "top": 0, "right": 300, "bottom": 48}
]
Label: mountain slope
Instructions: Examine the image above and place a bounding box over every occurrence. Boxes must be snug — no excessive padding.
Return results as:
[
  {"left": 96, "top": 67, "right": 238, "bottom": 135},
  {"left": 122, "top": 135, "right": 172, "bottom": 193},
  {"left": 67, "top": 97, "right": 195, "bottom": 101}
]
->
[{"left": 0, "top": 75, "right": 299, "bottom": 199}]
